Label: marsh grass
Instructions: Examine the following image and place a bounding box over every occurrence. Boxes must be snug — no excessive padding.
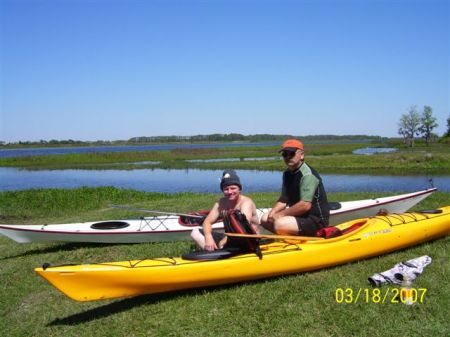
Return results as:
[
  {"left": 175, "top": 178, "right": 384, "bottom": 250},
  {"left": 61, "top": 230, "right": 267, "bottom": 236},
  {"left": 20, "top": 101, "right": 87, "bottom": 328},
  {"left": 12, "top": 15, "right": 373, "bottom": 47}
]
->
[
  {"left": 0, "top": 188, "right": 449, "bottom": 336},
  {"left": 1, "top": 143, "right": 449, "bottom": 174}
]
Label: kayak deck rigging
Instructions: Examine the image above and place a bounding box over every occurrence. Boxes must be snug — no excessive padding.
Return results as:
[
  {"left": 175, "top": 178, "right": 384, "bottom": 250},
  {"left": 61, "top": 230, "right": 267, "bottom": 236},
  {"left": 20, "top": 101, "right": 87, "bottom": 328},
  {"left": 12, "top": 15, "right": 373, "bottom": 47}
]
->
[{"left": 373, "top": 209, "right": 445, "bottom": 226}]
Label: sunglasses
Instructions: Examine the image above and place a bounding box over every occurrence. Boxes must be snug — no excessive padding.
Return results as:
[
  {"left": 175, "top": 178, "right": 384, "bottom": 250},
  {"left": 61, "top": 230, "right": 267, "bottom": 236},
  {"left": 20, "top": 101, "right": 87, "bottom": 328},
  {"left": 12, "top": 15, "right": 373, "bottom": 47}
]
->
[{"left": 281, "top": 150, "right": 297, "bottom": 158}]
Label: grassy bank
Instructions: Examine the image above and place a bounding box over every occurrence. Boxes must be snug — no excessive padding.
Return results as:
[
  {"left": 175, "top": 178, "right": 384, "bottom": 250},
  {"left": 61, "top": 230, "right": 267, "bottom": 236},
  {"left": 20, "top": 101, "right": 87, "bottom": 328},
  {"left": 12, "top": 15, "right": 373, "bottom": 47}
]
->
[
  {"left": 0, "top": 188, "right": 449, "bottom": 337},
  {"left": 1, "top": 142, "right": 449, "bottom": 174}
]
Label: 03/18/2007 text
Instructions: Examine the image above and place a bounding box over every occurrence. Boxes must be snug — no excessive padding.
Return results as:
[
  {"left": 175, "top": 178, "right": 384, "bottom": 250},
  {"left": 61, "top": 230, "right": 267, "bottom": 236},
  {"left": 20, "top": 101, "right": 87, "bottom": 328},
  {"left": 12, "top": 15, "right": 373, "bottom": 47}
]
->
[{"left": 335, "top": 287, "right": 427, "bottom": 304}]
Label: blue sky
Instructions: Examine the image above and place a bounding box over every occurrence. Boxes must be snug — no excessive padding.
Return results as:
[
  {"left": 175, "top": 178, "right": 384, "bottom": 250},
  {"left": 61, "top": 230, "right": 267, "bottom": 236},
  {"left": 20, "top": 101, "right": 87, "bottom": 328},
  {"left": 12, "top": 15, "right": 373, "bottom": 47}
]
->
[{"left": 1, "top": 0, "right": 448, "bottom": 142}]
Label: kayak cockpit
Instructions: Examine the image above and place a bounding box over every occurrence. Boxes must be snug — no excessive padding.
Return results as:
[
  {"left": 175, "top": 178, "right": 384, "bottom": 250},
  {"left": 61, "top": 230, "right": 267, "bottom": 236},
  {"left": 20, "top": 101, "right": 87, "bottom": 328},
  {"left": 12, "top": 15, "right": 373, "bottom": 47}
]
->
[{"left": 90, "top": 221, "right": 130, "bottom": 230}]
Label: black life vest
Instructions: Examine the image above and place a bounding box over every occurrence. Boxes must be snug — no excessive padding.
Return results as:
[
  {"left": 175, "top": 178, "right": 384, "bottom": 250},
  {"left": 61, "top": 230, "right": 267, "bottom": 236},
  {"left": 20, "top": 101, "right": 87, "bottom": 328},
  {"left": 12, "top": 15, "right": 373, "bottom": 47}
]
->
[
  {"left": 282, "top": 163, "right": 330, "bottom": 225},
  {"left": 223, "top": 209, "right": 262, "bottom": 259}
]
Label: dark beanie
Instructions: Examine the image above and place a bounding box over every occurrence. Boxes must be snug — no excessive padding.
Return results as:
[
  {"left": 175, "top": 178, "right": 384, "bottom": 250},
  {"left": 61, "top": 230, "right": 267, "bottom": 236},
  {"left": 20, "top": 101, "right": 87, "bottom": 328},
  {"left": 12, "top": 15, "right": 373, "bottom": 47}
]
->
[{"left": 220, "top": 169, "right": 242, "bottom": 190}]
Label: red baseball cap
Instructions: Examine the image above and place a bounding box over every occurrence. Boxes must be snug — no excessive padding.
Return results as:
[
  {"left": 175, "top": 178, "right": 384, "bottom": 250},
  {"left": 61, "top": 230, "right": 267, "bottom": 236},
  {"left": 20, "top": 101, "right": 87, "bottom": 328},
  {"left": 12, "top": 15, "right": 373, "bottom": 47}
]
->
[{"left": 279, "top": 139, "right": 304, "bottom": 152}]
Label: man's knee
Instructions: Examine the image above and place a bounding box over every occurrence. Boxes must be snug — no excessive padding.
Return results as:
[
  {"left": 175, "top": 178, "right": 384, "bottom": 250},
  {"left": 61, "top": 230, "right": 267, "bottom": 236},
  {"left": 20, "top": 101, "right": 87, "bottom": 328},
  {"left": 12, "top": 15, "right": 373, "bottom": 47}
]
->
[
  {"left": 273, "top": 217, "right": 298, "bottom": 235},
  {"left": 190, "top": 228, "right": 201, "bottom": 239},
  {"left": 260, "top": 214, "right": 269, "bottom": 227},
  {"left": 260, "top": 213, "right": 269, "bottom": 223}
]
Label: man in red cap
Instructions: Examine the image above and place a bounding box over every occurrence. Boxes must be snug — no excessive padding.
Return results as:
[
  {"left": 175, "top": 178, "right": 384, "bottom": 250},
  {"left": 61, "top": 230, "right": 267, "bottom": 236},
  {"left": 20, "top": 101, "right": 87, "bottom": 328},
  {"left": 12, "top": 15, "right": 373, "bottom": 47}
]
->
[{"left": 260, "top": 139, "right": 330, "bottom": 236}]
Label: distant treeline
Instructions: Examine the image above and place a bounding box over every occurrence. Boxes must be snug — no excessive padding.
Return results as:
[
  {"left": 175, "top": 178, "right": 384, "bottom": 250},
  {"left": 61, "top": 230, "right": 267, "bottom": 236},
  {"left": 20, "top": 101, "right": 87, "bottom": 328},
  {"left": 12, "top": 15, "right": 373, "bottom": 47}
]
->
[
  {"left": 128, "top": 134, "right": 385, "bottom": 143},
  {"left": 1, "top": 134, "right": 387, "bottom": 147}
]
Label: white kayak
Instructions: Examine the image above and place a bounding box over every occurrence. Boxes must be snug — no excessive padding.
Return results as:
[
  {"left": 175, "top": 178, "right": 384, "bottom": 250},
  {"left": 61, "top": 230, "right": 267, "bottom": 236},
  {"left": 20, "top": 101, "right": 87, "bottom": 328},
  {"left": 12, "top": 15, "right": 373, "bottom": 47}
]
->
[{"left": 0, "top": 188, "right": 436, "bottom": 244}]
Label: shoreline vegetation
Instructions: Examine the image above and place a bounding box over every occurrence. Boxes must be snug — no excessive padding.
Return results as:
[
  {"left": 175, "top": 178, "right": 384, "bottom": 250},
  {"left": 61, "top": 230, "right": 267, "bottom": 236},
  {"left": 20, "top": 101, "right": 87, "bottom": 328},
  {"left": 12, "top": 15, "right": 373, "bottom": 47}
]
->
[
  {"left": 0, "top": 134, "right": 386, "bottom": 147},
  {"left": 0, "top": 140, "right": 449, "bottom": 174},
  {"left": 0, "top": 188, "right": 449, "bottom": 337}
]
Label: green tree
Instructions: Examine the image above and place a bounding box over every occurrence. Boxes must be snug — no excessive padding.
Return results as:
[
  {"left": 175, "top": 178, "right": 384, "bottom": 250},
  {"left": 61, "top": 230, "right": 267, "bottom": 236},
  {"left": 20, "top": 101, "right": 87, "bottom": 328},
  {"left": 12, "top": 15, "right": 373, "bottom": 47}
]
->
[
  {"left": 398, "top": 106, "right": 421, "bottom": 147},
  {"left": 418, "top": 106, "right": 438, "bottom": 145}
]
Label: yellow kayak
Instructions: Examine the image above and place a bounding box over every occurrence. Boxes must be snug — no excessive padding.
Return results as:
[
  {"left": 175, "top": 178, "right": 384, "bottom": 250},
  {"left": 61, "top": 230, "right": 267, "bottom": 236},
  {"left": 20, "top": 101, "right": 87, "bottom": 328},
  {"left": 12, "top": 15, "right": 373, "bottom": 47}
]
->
[{"left": 35, "top": 206, "right": 450, "bottom": 302}]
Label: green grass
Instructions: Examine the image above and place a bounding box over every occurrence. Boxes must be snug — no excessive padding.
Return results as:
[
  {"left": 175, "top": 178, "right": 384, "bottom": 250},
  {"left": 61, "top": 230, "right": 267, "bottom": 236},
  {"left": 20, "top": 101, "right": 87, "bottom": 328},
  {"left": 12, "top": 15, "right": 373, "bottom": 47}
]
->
[
  {"left": 0, "top": 188, "right": 449, "bottom": 336},
  {"left": 1, "top": 142, "right": 449, "bottom": 174}
]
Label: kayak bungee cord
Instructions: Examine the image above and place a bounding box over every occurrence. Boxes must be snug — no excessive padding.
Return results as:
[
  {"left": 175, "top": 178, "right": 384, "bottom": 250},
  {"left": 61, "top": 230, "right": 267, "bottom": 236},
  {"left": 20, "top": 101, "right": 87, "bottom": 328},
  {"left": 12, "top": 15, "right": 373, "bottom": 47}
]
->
[
  {"left": 109, "top": 204, "right": 205, "bottom": 219},
  {"left": 137, "top": 216, "right": 172, "bottom": 231},
  {"left": 41, "top": 258, "right": 180, "bottom": 270},
  {"left": 374, "top": 210, "right": 443, "bottom": 226},
  {"left": 126, "top": 258, "right": 178, "bottom": 267},
  {"left": 374, "top": 213, "right": 418, "bottom": 226}
]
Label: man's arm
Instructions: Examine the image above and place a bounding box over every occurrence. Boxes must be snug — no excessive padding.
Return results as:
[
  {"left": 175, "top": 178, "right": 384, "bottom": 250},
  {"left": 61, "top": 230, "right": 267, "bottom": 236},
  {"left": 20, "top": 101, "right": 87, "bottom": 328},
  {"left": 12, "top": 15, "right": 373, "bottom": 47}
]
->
[
  {"left": 203, "top": 202, "right": 220, "bottom": 251},
  {"left": 274, "top": 174, "right": 318, "bottom": 218},
  {"left": 239, "top": 198, "right": 260, "bottom": 233},
  {"left": 277, "top": 200, "right": 312, "bottom": 217},
  {"left": 267, "top": 197, "right": 288, "bottom": 222}
]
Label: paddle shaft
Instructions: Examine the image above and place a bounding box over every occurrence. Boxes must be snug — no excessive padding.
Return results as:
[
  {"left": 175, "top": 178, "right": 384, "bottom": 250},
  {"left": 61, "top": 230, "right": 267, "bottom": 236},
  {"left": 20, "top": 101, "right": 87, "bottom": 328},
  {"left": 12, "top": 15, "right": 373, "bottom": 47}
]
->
[
  {"left": 109, "top": 204, "right": 205, "bottom": 218},
  {"left": 226, "top": 233, "right": 324, "bottom": 241}
]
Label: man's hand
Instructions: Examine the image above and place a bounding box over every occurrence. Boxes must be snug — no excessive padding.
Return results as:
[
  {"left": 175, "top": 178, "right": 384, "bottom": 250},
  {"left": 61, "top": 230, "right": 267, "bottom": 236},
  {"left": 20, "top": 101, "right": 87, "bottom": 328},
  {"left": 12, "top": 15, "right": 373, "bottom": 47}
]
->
[
  {"left": 268, "top": 209, "right": 284, "bottom": 223},
  {"left": 267, "top": 210, "right": 276, "bottom": 224},
  {"left": 204, "top": 235, "right": 218, "bottom": 251}
]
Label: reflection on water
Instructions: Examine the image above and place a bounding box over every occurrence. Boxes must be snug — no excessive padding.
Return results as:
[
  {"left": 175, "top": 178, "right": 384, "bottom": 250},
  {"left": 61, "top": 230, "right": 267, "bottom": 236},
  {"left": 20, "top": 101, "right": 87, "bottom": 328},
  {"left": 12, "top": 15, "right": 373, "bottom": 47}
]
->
[
  {"left": 131, "top": 161, "right": 161, "bottom": 165},
  {"left": 0, "top": 167, "right": 447, "bottom": 193},
  {"left": 186, "top": 158, "right": 240, "bottom": 163},
  {"left": 186, "top": 157, "right": 278, "bottom": 163},
  {"left": 353, "top": 147, "right": 398, "bottom": 155}
]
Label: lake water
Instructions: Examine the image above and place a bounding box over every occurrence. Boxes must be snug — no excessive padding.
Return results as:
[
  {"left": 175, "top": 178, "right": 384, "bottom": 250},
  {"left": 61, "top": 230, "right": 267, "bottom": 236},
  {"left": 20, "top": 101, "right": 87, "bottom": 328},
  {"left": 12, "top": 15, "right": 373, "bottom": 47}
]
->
[
  {"left": 1, "top": 167, "right": 447, "bottom": 193},
  {"left": 352, "top": 147, "right": 398, "bottom": 155}
]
